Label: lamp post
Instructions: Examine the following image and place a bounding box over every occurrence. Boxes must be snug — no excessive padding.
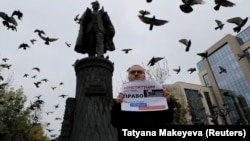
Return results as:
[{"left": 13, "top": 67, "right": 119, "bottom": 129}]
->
[
  {"left": 217, "top": 104, "right": 229, "bottom": 125},
  {"left": 208, "top": 104, "right": 229, "bottom": 125}
]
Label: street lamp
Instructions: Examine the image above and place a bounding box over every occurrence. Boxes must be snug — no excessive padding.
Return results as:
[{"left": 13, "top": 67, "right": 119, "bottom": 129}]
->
[
  {"left": 207, "top": 104, "right": 229, "bottom": 125},
  {"left": 220, "top": 104, "right": 229, "bottom": 125}
]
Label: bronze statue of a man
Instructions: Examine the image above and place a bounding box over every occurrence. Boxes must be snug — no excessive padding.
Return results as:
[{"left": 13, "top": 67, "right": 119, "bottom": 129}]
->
[{"left": 75, "top": 1, "right": 115, "bottom": 57}]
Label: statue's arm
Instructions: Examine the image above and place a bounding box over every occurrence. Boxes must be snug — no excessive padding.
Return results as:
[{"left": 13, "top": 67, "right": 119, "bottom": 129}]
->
[{"left": 102, "top": 11, "right": 115, "bottom": 37}]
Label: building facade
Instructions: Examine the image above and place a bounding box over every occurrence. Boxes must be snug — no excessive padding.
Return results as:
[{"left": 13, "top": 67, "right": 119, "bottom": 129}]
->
[{"left": 196, "top": 26, "right": 250, "bottom": 125}]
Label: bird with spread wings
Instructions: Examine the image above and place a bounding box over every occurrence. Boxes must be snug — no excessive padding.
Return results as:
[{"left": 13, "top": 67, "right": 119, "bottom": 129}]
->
[{"left": 138, "top": 15, "right": 168, "bottom": 31}]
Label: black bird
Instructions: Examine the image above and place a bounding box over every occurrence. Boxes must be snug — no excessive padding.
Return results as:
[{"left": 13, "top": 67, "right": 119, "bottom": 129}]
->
[
  {"left": 214, "top": 0, "right": 235, "bottom": 11},
  {"left": 147, "top": 56, "right": 164, "bottom": 66},
  {"left": 2, "top": 58, "right": 8, "bottom": 62},
  {"left": 146, "top": 0, "right": 152, "bottom": 3},
  {"left": 18, "top": 43, "right": 30, "bottom": 50},
  {"left": 30, "top": 39, "right": 36, "bottom": 44},
  {"left": 34, "top": 29, "right": 46, "bottom": 36},
  {"left": 7, "top": 25, "right": 17, "bottom": 31},
  {"left": 59, "top": 94, "right": 68, "bottom": 98},
  {"left": 54, "top": 104, "right": 59, "bottom": 109},
  {"left": 46, "top": 111, "right": 53, "bottom": 115},
  {"left": 227, "top": 17, "right": 248, "bottom": 33},
  {"left": 173, "top": 66, "right": 181, "bottom": 74},
  {"left": 34, "top": 81, "right": 41, "bottom": 88},
  {"left": 0, "top": 11, "right": 18, "bottom": 26},
  {"left": 237, "top": 53, "right": 245, "bottom": 61},
  {"left": 23, "top": 74, "right": 29, "bottom": 77},
  {"left": 65, "top": 42, "right": 71, "bottom": 47},
  {"left": 74, "top": 14, "right": 81, "bottom": 24},
  {"left": 214, "top": 19, "right": 224, "bottom": 30},
  {"left": 35, "top": 95, "right": 42, "bottom": 100},
  {"left": 46, "top": 129, "right": 54, "bottom": 133},
  {"left": 55, "top": 117, "right": 62, "bottom": 120},
  {"left": 197, "top": 51, "right": 208, "bottom": 58},
  {"left": 180, "top": 0, "right": 205, "bottom": 13},
  {"left": 121, "top": 48, "right": 132, "bottom": 54},
  {"left": 51, "top": 86, "right": 57, "bottom": 90},
  {"left": 187, "top": 67, "right": 196, "bottom": 74},
  {"left": 39, "top": 34, "right": 58, "bottom": 45},
  {"left": 138, "top": 15, "right": 168, "bottom": 31},
  {"left": 41, "top": 78, "right": 48, "bottom": 82},
  {"left": 32, "top": 67, "right": 40, "bottom": 72},
  {"left": 139, "top": 10, "right": 150, "bottom": 17},
  {"left": 179, "top": 39, "right": 191, "bottom": 52},
  {"left": 219, "top": 66, "right": 227, "bottom": 74},
  {"left": 11, "top": 10, "right": 23, "bottom": 20},
  {"left": 0, "top": 64, "right": 11, "bottom": 69}
]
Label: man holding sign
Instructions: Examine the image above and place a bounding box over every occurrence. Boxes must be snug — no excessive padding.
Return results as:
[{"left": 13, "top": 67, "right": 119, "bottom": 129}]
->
[{"left": 110, "top": 64, "right": 174, "bottom": 141}]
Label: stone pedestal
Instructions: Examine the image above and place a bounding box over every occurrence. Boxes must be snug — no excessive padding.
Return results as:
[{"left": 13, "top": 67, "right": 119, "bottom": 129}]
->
[{"left": 68, "top": 57, "right": 117, "bottom": 141}]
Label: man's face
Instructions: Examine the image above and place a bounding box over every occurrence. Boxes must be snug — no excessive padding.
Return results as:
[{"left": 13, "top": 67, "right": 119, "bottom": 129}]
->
[{"left": 128, "top": 65, "right": 146, "bottom": 81}]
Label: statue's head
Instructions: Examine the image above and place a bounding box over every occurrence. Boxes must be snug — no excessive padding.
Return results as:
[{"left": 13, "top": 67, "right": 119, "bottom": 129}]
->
[{"left": 91, "top": 1, "right": 100, "bottom": 10}]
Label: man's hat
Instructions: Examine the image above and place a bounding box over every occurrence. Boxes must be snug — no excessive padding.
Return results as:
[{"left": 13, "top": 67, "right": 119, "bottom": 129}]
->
[{"left": 91, "top": 1, "right": 99, "bottom": 5}]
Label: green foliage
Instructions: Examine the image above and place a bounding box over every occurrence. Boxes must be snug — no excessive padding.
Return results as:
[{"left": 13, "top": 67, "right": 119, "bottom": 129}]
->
[
  {"left": 0, "top": 87, "right": 49, "bottom": 141},
  {"left": 170, "top": 96, "right": 188, "bottom": 125}
]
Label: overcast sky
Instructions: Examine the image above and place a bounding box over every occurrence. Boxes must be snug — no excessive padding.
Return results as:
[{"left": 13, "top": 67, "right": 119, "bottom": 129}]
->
[{"left": 1, "top": 0, "right": 249, "bottom": 138}]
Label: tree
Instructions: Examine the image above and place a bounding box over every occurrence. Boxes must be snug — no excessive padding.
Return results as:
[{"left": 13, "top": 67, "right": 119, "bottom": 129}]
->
[
  {"left": 143, "top": 59, "right": 188, "bottom": 124},
  {"left": 143, "top": 58, "right": 170, "bottom": 85},
  {"left": 164, "top": 84, "right": 188, "bottom": 125},
  {"left": 0, "top": 86, "right": 49, "bottom": 141}
]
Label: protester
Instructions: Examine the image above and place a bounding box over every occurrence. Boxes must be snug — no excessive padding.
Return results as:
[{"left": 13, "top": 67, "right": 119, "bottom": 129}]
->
[{"left": 110, "top": 64, "right": 174, "bottom": 141}]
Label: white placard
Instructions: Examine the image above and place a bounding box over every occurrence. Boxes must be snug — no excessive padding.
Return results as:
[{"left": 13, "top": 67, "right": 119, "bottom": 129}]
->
[{"left": 121, "top": 80, "right": 168, "bottom": 111}]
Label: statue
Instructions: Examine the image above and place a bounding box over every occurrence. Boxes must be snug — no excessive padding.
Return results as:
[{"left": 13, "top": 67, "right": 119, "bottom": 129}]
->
[{"left": 74, "top": 1, "right": 115, "bottom": 57}]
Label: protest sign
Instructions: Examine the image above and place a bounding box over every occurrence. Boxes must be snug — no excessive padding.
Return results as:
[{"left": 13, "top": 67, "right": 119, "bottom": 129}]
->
[{"left": 121, "top": 80, "right": 168, "bottom": 111}]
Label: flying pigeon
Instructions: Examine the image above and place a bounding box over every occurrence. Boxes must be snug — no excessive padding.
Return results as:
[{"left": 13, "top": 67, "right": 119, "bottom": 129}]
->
[
  {"left": 219, "top": 66, "right": 227, "bottom": 74},
  {"left": 41, "top": 78, "right": 49, "bottom": 82},
  {"left": 34, "top": 81, "right": 41, "bottom": 88},
  {"left": 180, "top": 0, "right": 205, "bottom": 13},
  {"left": 227, "top": 17, "right": 248, "bottom": 33},
  {"left": 34, "top": 29, "right": 46, "bottom": 36},
  {"left": 0, "top": 11, "right": 18, "bottom": 26},
  {"left": 18, "top": 43, "right": 30, "bottom": 50},
  {"left": 197, "top": 51, "right": 208, "bottom": 58},
  {"left": 214, "top": 19, "right": 224, "bottom": 30},
  {"left": 214, "top": 0, "right": 236, "bottom": 11},
  {"left": 138, "top": 15, "right": 168, "bottom": 31},
  {"left": 179, "top": 39, "right": 191, "bottom": 52},
  {"left": 187, "top": 67, "right": 196, "bottom": 74},
  {"left": 23, "top": 74, "right": 29, "bottom": 77},
  {"left": 147, "top": 56, "right": 164, "bottom": 66},
  {"left": 59, "top": 94, "right": 68, "bottom": 98},
  {"left": 11, "top": 10, "right": 23, "bottom": 20},
  {"left": 65, "top": 42, "right": 71, "bottom": 47},
  {"left": 32, "top": 67, "right": 40, "bottom": 72},
  {"left": 2, "top": 58, "right": 8, "bottom": 62},
  {"left": 74, "top": 14, "right": 81, "bottom": 24},
  {"left": 39, "top": 34, "right": 58, "bottom": 45},
  {"left": 30, "top": 39, "right": 37, "bottom": 44},
  {"left": 173, "top": 66, "right": 181, "bottom": 74},
  {"left": 139, "top": 10, "right": 150, "bottom": 17},
  {"left": 7, "top": 25, "right": 17, "bottom": 31},
  {"left": 121, "top": 48, "right": 132, "bottom": 54}
]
